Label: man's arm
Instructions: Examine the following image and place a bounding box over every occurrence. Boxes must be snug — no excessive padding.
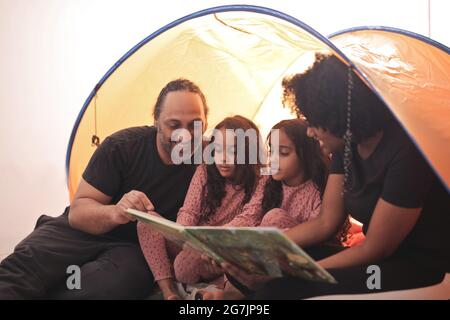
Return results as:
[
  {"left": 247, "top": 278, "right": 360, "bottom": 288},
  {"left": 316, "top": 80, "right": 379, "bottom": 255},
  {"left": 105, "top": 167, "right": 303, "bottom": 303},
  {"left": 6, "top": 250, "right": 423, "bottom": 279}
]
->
[{"left": 68, "top": 178, "right": 154, "bottom": 235}]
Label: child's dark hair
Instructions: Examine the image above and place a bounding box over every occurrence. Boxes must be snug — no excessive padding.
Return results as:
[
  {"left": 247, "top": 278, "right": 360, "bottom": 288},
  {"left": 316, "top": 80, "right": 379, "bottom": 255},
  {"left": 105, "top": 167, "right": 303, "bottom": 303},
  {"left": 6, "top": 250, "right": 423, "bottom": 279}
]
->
[
  {"left": 201, "top": 115, "right": 263, "bottom": 219},
  {"left": 282, "top": 53, "right": 391, "bottom": 143},
  {"left": 262, "top": 119, "right": 329, "bottom": 213}
]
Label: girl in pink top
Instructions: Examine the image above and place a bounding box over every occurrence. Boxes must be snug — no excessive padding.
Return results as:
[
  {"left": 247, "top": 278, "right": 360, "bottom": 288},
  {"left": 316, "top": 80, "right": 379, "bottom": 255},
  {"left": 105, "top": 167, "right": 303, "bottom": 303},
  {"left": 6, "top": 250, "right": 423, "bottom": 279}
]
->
[
  {"left": 137, "top": 115, "right": 266, "bottom": 300},
  {"left": 259, "top": 118, "right": 329, "bottom": 229},
  {"left": 203, "top": 118, "right": 331, "bottom": 300}
]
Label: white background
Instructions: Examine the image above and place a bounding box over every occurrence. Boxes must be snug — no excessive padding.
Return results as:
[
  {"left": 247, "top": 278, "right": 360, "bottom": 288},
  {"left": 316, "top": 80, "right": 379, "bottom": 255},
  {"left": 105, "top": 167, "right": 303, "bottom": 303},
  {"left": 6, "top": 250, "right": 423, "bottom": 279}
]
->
[{"left": 0, "top": 0, "right": 449, "bottom": 258}]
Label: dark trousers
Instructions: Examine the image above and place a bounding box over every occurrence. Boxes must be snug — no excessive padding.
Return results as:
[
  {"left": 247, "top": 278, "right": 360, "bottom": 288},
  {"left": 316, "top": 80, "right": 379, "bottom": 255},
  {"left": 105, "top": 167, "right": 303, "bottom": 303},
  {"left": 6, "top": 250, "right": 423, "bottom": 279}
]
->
[
  {"left": 0, "top": 209, "right": 154, "bottom": 299},
  {"left": 253, "top": 246, "right": 446, "bottom": 300}
]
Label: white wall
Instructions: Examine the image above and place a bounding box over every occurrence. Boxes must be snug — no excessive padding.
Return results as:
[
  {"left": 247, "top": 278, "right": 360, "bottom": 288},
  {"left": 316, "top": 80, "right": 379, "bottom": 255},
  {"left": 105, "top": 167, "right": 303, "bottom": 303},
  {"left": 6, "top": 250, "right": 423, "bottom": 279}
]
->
[{"left": 0, "top": 0, "right": 448, "bottom": 258}]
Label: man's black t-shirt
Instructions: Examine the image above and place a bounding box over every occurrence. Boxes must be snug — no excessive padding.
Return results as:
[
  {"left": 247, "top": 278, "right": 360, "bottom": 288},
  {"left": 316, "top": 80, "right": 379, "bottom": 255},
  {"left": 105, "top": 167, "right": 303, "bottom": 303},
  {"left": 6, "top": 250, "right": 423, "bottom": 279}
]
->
[
  {"left": 82, "top": 126, "right": 196, "bottom": 243},
  {"left": 330, "top": 120, "right": 450, "bottom": 271}
]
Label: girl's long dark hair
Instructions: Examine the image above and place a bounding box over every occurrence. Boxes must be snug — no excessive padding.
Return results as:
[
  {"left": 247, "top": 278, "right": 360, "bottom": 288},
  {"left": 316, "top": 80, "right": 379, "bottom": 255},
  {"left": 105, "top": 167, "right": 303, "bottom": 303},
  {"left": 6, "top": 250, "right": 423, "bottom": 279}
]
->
[
  {"left": 262, "top": 119, "right": 329, "bottom": 213},
  {"left": 201, "top": 115, "right": 263, "bottom": 219}
]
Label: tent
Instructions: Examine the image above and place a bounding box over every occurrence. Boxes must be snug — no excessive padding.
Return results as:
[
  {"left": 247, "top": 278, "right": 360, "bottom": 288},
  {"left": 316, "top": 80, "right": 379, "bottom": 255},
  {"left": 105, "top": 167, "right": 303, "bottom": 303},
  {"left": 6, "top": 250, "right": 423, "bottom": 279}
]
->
[{"left": 65, "top": 5, "right": 450, "bottom": 200}]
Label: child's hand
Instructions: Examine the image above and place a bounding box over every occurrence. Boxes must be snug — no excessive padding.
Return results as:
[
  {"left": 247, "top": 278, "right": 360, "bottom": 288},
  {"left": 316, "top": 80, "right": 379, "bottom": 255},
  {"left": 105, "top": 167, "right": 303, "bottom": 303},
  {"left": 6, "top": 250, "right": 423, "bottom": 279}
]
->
[
  {"left": 220, "top": 262, "right": 272, "bottom": 292},
  {"left": 181, "top": 243, "right": 197, "bottom": 253},
  {"left": 200, "top": 254, "right": 225, "bottom": 276},
  {"left": 201, "top": 254, "right": 222, "bottom": 271}
]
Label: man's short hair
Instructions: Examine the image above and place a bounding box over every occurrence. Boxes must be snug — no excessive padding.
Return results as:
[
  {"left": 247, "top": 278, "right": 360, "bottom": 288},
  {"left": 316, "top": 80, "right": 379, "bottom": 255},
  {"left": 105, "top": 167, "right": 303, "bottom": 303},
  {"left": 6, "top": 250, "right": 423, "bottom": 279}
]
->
[{"left": 153, "top": 78, "right": 209, "bottom": 121}]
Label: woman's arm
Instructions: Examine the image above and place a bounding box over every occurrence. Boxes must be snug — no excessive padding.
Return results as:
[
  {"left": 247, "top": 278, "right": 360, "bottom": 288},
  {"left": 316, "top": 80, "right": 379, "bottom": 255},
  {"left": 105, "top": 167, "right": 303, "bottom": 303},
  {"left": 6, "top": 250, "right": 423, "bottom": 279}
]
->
[
  {"left": 319, "top": 198, "right": 422, "bottom": 269},
  {"left": 319, "top": 139, "right": 432, "bottom": 269}
]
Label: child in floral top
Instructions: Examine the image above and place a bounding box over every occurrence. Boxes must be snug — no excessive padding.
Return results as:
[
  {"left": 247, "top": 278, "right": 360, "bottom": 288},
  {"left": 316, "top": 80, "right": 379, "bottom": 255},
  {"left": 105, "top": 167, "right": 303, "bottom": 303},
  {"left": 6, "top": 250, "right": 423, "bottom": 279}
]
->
[
  {"left": 203, "top": 118, "right": 330, "bottom": 300},
  {"left": 138, "top": 115, "right": 267, "bottom": 299}
]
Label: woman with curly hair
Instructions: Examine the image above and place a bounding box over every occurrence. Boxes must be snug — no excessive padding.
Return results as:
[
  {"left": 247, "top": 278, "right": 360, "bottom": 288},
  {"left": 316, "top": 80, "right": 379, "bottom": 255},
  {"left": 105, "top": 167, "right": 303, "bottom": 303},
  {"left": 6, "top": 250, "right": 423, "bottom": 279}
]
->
[
  {"left": 137, "top": 115, "right": 267, "bottom": 299},
  {"left": 219, "top": 53, "right": 449, "bottom": 299}
]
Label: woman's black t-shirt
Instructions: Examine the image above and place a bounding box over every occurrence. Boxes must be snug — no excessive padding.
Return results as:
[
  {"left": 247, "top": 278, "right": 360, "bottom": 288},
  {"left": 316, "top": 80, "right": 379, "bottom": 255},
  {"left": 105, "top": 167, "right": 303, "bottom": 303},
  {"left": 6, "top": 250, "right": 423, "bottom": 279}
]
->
[
  {"left": 330, "top": 121, "right": 450, "bottom": 271},
  {"left": 82, "top": 126, "right": 197, "bottom": 243}
]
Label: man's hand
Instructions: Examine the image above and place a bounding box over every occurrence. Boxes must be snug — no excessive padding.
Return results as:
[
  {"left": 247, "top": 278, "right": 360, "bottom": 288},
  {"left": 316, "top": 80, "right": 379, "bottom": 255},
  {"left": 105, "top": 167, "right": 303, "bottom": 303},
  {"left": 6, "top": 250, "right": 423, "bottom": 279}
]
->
[
  {"left": 112, "top": 190, "right": 154, "bottom": 225},
  {"left": 69, "top": 179, "right": 156, "bottom": 235}
]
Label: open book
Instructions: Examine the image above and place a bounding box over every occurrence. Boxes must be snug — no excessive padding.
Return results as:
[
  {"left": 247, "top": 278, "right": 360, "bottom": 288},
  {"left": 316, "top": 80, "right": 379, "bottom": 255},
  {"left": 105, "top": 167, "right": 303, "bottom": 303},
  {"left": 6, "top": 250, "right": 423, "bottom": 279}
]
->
[{"left": 128, "top": 208, "right": 337, "bottom": 284}]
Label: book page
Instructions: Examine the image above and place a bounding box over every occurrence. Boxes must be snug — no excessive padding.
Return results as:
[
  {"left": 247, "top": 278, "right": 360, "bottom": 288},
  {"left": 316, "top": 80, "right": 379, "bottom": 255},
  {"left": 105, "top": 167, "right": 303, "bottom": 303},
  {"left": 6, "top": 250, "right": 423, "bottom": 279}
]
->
[{"left": 186, "top": 226, "right": 336, "bottom": 284}]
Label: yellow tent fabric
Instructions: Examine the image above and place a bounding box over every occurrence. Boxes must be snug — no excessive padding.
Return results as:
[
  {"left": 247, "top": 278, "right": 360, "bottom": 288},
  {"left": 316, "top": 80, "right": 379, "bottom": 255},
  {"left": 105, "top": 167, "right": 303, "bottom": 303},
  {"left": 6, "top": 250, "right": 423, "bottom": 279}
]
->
[
  {"left": 66, "top": 6, "right": 450, "bottom": 200},
  {"left": 330, "top": 28, "right": 450, "bottom": 192}
]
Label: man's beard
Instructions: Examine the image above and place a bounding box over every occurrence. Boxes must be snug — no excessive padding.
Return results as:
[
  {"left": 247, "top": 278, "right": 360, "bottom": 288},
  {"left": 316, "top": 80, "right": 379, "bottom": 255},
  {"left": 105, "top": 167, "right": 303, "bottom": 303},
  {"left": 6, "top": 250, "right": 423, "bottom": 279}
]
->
[
  {"left": 157, "top": 125, "right": 200, "bottom": 162},
  {"left": 158, "top": 125, "right": 174, "bottom": 156}
]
